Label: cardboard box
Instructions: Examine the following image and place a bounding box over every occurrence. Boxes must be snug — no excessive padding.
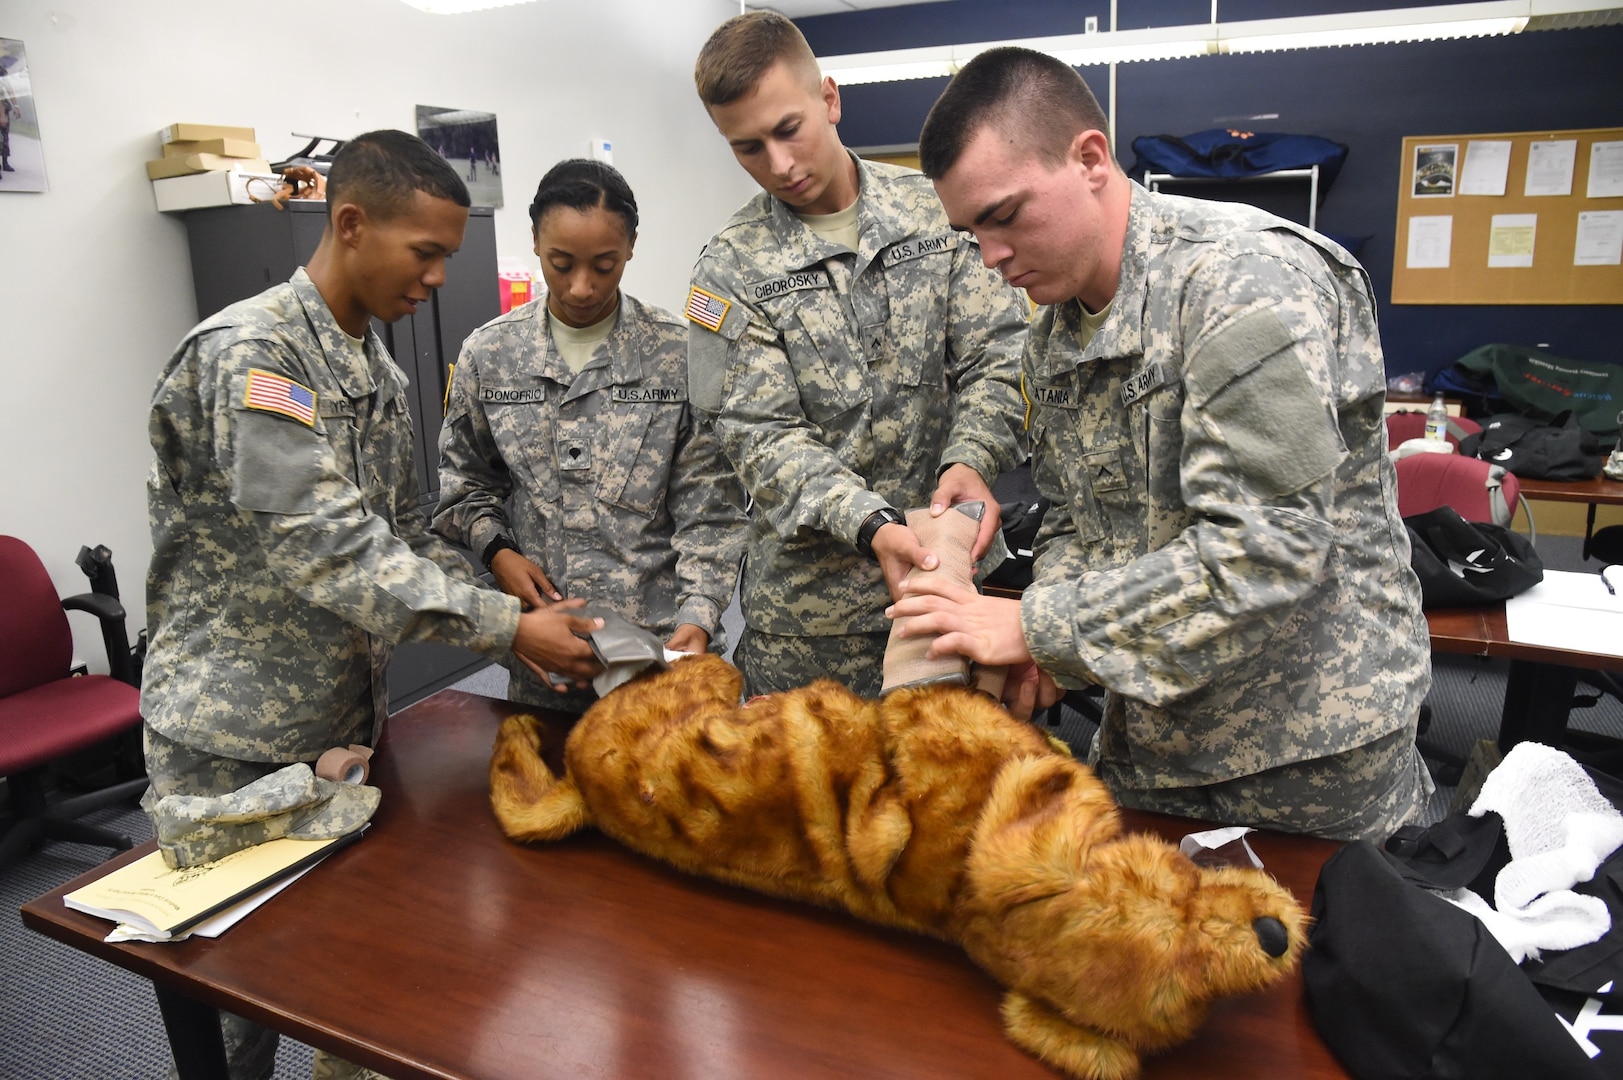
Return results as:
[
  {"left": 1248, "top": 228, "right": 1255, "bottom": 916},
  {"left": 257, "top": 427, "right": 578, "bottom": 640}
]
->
[
  {"left": 160, "top": 122, "right": 256, "bottom": 145},
  {"left": 146, "top": 154, "right": 272, "bottom": 180},
  {"left": 162, "top": 137, "right": 262, "bottom": 160},
  {"left": 151, "top": 169, "right": 282, "bottom": 213}
]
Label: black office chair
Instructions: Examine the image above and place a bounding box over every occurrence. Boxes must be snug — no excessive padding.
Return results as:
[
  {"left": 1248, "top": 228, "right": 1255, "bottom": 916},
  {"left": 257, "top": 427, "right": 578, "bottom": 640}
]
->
[{"left": 0, "top": 536, "right": 148, "bottom": 869}]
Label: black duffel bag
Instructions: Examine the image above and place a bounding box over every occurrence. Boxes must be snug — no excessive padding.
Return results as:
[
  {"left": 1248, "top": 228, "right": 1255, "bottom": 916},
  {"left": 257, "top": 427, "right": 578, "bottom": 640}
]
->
[
  {"left": 1303, "top": 834, "right": 1607, "bottom": 1080},
  {"left": 1460, "top": 410, "right": 1606, "bottom": 480},
  {"left": 1304, "top": 765, "right": 1623, "bottom": 1080},
  {"left": 1404, "top": 505, "right": 1543, "bottom": 608}
]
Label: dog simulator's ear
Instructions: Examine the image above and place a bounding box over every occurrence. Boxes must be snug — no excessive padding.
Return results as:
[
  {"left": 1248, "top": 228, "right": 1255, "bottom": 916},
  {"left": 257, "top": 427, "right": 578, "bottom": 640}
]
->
[
  {"left": 845, "top": 792, "right": 914, "bottom": 891},
  {"left": 1001, "top": 991, "right": 1140, "bottom": 1080},
  {"left": 489, "top": 714, "right": 592, "bottom": 842},
  {"left": 968, "top": 756, "right": 1120, "bottom": 907}
]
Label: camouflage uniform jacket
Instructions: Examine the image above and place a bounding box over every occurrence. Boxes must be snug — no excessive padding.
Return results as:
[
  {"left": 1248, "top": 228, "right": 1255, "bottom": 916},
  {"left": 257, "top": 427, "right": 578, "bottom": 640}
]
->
[
  {"left": 144, "top": 268, "right": 521, "bottom": 763},
  {"left": 433, "top": 293, "right": 746, "bottom": 698},
  {"left": 688, "top": 155, "right": 1027, "bottom": 636},
  {"left": 1020, "top": 184, "right": 1430, "bottom": 789}
]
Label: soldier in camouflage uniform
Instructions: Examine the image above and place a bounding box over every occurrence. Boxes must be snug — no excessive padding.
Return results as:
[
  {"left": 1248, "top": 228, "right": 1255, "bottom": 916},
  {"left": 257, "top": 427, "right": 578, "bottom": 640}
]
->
[
  {"left": 689, "top": 12, "right": 1027, "bottom": 698},
  {"left": 143, "top": 131, "right": 602, "bottom": 1080},
  {"left": 435, "top": 160, "right": 745, "bottom": 713},
  {"left": 893, "top": 49, "right": 1432, "bottom": 842}
]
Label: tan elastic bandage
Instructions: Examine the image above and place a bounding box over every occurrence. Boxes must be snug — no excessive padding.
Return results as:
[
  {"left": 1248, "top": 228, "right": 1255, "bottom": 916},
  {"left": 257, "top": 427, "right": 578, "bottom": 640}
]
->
[{"left": 881, "top": 503, "right": 982, "bottom": 695}]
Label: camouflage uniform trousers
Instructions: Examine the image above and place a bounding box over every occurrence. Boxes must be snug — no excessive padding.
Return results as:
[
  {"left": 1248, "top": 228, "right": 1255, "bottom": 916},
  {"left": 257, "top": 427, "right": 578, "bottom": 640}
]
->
[
  {"left": 1093, "top": 726, "right": 1434, "bottom": 843},
  {"left": 735, "top": 627, "right": 890, "bottom": 700},
  {"left": 504, "top": 662, "right": 599, "bottom": 717},
  {"left": 143, "top": 723, "right": 393, "bottom": 1080}
]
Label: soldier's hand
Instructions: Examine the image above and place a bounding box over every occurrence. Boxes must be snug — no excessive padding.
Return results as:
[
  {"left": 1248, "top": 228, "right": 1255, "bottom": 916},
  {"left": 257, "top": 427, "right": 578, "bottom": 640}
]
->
[
  {"left": 664, "top": 623, "right": 710, "bottom": 655},
  {"left": 887, "top": 573, "right": 1031, "bottom": 667},
  {"left": 1002, "top": 661, "right": 1062, "bottom": 723},
  {"left": 511, "top": 601, "right": 602, "bottom": 691},
  {"left": 871, "top": 523, "right": 938, "bottom": 602},
  {"left": 490, "top": 548, "right": 563, "bottom": 608},
  {"left": 930, "top": 463, "right": 1004, "bottom": 562}
]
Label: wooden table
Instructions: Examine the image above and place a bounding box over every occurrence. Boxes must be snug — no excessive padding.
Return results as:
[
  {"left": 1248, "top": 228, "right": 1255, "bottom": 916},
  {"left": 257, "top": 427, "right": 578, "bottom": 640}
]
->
[
  {"left": 1427, "top": 604, "right": 1623, "bottom": 749},
  {"left": 1516, "top": 473, "right": 1623, "bottom": 560},
  {"left": 22, "top": 691, "right": 1350, "bottom": 1080}
]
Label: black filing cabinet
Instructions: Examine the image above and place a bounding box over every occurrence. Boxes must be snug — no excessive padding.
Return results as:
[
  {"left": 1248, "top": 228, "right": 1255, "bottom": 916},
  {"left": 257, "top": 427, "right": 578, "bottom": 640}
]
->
[{"left": 180, "top": 201, "right": 500, "bottom": 708}]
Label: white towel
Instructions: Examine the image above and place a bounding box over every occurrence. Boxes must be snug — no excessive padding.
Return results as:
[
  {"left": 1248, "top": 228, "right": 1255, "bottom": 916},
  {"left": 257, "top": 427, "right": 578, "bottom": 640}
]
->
[
  {"left": 1440, "top": 742, "right": 1623, "bottom": 963},
  {"left": 1445, "top": 886, "right": 1611, "bottom": 963}
]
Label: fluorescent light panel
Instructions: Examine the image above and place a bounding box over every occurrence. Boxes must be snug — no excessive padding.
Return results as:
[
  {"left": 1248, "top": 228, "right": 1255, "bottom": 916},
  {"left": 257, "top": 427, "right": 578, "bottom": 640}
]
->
[
  {"left": 1222, "top": 18, "right": 1526, "bottom": 53},
  {"left": 825, "top": 55, "right": 960, "bottom": 83},
  {"left": 397, "top": 0, "right": 539, "bottom": 13},
  {"left": 819, "top": 1, "right": 1619, "bottom": 84},
  {"left": 1032, "top": 23, "right": 1222, "bottom": 66},
  {"left": 1220, "top": 4, "right": 1530, "bottom": 53}
]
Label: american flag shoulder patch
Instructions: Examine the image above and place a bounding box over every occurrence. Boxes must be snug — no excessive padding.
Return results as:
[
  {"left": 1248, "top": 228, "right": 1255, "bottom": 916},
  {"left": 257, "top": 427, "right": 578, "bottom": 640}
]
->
[
  {"left": 243, "top": 368, "right": 317, "bottom": 427},
  {"left": 684, "top": 286, "right": 732, "bottom": 333}
]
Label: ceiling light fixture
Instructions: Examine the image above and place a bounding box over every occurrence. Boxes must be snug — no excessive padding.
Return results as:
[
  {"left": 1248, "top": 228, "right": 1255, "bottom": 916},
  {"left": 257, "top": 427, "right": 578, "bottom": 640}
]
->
[
  {"left": 1219, "top": 7, "right": 1529, "bottom": 53},
  {"left": 395, "top": 0, "right": 540, "bottom": 14},
  {"left": 818, "top": 1, "right": 1621, "bottom": 85}
]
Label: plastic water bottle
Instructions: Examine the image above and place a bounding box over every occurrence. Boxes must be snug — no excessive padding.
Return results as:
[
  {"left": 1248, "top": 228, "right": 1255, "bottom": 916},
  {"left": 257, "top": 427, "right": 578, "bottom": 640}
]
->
[{"left": 1424, "top": 392, "right": 1449, "bottom": 441}]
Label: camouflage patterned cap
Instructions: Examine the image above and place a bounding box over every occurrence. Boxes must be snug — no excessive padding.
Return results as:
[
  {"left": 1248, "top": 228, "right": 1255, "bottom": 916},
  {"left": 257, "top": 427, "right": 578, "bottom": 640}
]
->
[{"left": 153, "top": 762, "right": 381, "bottom": 869}]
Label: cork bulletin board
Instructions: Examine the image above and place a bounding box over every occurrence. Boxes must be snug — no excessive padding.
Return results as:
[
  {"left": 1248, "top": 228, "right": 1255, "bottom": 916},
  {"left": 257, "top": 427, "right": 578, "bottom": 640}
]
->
[{"left": 1391, "top": 126, "right": 1623, "bottom": 305}]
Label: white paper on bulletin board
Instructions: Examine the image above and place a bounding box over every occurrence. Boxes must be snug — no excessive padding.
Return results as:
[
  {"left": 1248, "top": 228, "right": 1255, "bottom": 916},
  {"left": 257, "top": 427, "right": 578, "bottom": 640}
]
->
[
  {"left": 1406, "top": 215, "right": 1453, "bottom": 268},
  {"left": 1575, "top": 211, "right": 1623, "bottom": 266},
  {"left": 1588, "top": 141, "right": 1623, "bottom": 198},
  {"left": 1459, "top": 140, "right": 1511, "bottom": 196},
  {"left": 1525, "top": 139, "right": 1577, "bottom": 197}
]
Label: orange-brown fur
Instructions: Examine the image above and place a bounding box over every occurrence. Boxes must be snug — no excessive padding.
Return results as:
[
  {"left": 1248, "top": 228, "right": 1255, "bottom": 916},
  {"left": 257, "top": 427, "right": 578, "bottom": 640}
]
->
[{"left": 490, "top": 654, "right": 1308, "bottom": 1080}]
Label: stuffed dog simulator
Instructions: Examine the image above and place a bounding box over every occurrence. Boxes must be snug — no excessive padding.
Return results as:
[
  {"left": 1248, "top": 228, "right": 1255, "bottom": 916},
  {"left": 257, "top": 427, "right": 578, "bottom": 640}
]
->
[{"left": 490, "top": 654, "right": 1307, "bottom": 1080}]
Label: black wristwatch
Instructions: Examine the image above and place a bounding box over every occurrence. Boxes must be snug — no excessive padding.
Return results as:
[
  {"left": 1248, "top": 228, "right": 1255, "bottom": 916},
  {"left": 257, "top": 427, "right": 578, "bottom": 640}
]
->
[
  {"left": 855, "top": 507, "right": 905, "bottom": 560},
  {"left": 481, "top": 534, "right": 522, "bottom": 572}
]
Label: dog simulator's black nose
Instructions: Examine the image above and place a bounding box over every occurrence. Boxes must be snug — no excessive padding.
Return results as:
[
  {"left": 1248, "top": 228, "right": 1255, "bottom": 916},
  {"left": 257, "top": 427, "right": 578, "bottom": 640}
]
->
[{"left": 1253, "top": 916, "right": 1290, "bottom": 958}]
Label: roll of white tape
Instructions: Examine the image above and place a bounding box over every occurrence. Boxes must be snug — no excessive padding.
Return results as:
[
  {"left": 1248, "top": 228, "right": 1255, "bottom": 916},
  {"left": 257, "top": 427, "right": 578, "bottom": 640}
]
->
[{"left": 316, "top": 744, "right": 373, "bottom": 785}]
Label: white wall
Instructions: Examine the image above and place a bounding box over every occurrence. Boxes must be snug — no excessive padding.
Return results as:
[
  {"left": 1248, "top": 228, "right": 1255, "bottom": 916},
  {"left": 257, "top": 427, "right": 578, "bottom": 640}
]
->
[{"left": 0, "top": 0, "right": 754, "bottom": 669}]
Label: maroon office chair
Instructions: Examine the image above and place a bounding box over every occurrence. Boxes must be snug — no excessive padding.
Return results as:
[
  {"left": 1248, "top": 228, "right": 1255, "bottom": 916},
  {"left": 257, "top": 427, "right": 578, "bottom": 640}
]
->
[
  {"left": 1394, "top": 452, "right": 1533, "bottom": 539},
  {"left": 1385, "top": 410, "right": 1482, "bottom": 451},
  {"left": 1393, "top": 456, "right": 1539, "bottom": 785},
  {"left": 0, "top": 535, "right": 147, "bottom": 868}
]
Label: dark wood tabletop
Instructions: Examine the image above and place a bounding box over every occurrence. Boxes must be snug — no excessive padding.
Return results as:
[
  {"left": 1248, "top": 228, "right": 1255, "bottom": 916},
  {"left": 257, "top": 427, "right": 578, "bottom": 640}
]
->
[
  {"left": 1514, "top": 474, "right": 1623, "bottom": 505},
  {"left": 22, "top": 690, "right": 1350, "bottom": 1080},
  {"left": 1515, "top": 473, "right": 1623, "bottom": 561},
  {"left": 1425, "top": 602, "right": 1623, "bottom": 751},
  {"left": 1426, "top": 604, "right": 1623, "bottom": 673}
]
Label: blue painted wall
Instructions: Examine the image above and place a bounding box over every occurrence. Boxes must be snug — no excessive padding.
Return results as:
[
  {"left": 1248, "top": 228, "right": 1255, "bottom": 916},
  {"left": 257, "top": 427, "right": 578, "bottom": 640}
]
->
[{"left": 797, "top": 1, "right": 1623, "bottom": 378}]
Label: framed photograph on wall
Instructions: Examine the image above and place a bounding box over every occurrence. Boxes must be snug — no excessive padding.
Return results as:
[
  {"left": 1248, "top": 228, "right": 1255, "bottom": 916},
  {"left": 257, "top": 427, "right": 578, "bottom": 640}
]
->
[
  {"left": 1, "top": 37, "right": 49, "bottom": 193},
  {"left": 416, "top": 105, "right": 502, "bottom": 209}
]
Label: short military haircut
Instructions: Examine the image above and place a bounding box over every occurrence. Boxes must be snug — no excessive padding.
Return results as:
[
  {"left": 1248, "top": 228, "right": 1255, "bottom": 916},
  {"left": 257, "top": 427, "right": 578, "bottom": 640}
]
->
[
  {"left": 694, "top": 10, "right": 821, "bottom": 107},
  {"left": 918, "top": 47, "right": 1112, "bottom": 180},
  {"left": 324, "top": 129, "right": 470, "bottom": 223},
  {"left": 528, "top": 158, "right": 639, "bottom": 238}
]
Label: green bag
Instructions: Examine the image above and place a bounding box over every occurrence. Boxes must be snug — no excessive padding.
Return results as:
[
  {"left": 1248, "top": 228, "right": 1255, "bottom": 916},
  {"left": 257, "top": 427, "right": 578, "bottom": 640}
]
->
[{"left": 1454, "top": 344, "right": 1621, "bottom": 447}]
